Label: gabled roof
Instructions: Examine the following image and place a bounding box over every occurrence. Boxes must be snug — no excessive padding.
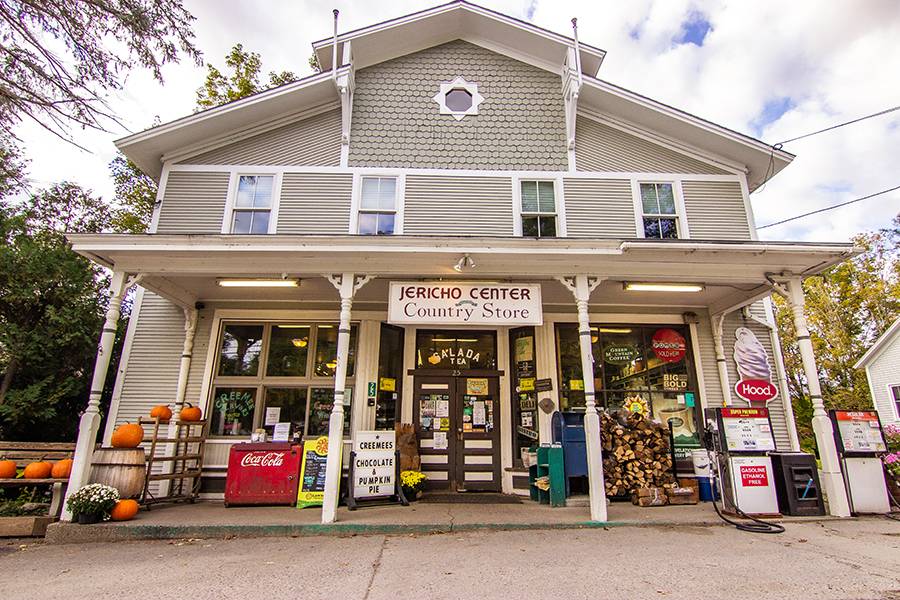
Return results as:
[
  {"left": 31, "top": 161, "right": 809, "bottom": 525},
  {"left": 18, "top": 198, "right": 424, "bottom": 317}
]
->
[
  {"left": 312, "top": 0, "right": 605, "bottom": 76},
  {"left": 855, "top": 317, "right": 900, "bottom": 369}
]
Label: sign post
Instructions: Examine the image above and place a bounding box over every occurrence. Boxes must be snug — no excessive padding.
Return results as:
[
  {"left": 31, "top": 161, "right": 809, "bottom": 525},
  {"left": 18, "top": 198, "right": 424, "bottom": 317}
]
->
[{"left": 346, "top": 430, "right": 408, "bottom": 510}]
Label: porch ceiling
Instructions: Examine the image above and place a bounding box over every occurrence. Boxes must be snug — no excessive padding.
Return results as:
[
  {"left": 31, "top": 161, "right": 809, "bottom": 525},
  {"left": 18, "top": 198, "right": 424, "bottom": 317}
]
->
[{"left": 68, "top": 234, "right": 859, "bottom": 314}]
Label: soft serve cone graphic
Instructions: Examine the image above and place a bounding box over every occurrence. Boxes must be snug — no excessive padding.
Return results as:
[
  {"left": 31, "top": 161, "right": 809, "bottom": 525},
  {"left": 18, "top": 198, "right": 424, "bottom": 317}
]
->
[{"left": 732, "top": 327, "right": 771, "bottom": 381}]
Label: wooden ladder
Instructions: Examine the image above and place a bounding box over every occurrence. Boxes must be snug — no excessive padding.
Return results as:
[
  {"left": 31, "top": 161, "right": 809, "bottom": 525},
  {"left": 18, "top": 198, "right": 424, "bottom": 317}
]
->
[{"left": 139, "top": 417, "right": 208, "bottom": 508}]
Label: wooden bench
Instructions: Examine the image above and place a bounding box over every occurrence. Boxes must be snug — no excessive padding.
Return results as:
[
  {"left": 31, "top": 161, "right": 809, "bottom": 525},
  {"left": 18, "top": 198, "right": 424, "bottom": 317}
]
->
[{"left": 0, "top": 442, "right": 76, "bottom": 516}]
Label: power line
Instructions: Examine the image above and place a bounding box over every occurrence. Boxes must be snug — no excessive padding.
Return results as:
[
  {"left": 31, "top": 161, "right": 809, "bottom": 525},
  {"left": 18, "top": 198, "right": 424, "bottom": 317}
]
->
[
  {"left": 757, "top": 185, "right": 900, "bottom": 229},
  {"left": 775, "top": 104, "right": 900, "bottom": 147}
]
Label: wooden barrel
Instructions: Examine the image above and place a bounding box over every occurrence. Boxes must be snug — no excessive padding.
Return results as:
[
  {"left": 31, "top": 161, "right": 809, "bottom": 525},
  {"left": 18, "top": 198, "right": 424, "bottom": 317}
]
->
[{"left": 89, "top": 448, "right": 146, "bottom": 499}]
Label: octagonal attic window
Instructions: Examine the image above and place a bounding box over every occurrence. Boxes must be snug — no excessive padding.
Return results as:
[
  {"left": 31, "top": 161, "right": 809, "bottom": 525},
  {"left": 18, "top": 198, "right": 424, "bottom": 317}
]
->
[{"left": 433, "top": 76, "right": 483, "bottom": 121}]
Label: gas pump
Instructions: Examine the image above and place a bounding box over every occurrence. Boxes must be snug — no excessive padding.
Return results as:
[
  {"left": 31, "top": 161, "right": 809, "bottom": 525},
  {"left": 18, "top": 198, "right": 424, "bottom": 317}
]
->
[
  {"left": 829, "top": 410, "right": 890, "bottom": 514},
  {"left": 706, "top": 407, "right": 780, "bottom": 516}
]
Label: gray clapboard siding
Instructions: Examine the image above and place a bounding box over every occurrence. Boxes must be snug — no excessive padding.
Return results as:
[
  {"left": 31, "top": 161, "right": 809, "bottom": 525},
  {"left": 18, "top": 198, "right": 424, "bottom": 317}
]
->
[
  {"left": 180, "top": 108, "right": 342, "bottom": 166},
  {"left": 403, "top": 175, "right": 514, "bottom": 235},
  {"left": 695, "top": 304, "right": 791, "bottom": 450},
  {"left": 576, "top": 116, "right": 728, "bottom": 175},
  {"left": 277, "top": 173, "right": 353, "bottom": 234},
  {"left": 110, "top": 291, "right": 212, "bottom": 430},
  {"left": 681, "top": 180, "right": 751, "bottom": 240},
  {"left": 563, "top": 178, "right": 635, "bottom": 237},
  {"left": 156, "top": 171, "right": 230, "bottom": 233},
  {"left": 865, "top": 336, "right": 900, "bottom": 424}
]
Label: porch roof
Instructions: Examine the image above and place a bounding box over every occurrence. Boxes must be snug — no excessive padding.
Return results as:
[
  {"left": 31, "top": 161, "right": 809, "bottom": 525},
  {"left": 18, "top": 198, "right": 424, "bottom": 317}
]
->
[{"left": 68, "top": 234, "right": 858, "bottom": 315}]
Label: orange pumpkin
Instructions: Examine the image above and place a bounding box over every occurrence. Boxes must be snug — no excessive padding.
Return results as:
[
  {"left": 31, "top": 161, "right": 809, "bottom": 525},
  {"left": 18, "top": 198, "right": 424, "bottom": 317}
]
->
[
  {"left": 111, "top": 423, "right": 144, "bottom": 448},
  {"left": 149, "top": 404, "right": 173, "bottom": 422},
  {"left": 0, "top": 460, "right": 17, "bottom": 479},
  {"left": 23, "top": 461, "right": 53, "bottom": 479},
  {"left": 180, "top": 403, "right": 202, "bottom": 422},
  {"left": 110, "top": 499, "right": 140, "bottom": 521},
  {"left": 51, "top": 458, "right": 73, "bottom": 479}
]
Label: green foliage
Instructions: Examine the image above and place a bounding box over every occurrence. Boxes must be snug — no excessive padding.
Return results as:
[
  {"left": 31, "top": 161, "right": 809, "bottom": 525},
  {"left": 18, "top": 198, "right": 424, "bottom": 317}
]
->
[
  {"left": 0, "top": 0, "right": 200, "bottom": 142},
  {"left": 195, "top": 43, "right": 297, "bottom": 110},
  {"left": 774, "top": 215, "right": 900, "bottom": 452},
  {"left": 109, "top": 153, "right": 157, "bottom": 233}
]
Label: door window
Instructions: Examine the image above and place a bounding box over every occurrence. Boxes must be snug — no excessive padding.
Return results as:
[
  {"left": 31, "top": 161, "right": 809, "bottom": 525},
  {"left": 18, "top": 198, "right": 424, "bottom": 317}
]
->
[
  {"left": 509, "top": 327, "right": 539, "bottom": 462},
  {"left": 415, "top": 330, "right": 497, "bottom": 370}
]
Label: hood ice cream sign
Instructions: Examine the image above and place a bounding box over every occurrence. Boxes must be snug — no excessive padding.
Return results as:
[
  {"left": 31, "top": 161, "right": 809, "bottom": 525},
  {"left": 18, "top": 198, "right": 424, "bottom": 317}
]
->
[
  {"left": 388, "top": 282, "right": 542, "bottom": 325},
  {"left": 733, "top": 327, "right": 778, "bottom": 405}
]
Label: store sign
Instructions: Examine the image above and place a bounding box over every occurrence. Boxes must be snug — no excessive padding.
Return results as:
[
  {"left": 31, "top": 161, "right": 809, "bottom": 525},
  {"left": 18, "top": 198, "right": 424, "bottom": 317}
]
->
[
  {"left": 352, "top": 431, "right": 396, "bottom": 499},
  {"left": 739, "top": 464, "right": 770, "bottom": 487},
  {"left": 388, "top": 282, "right": 542, "bottom": 325},
  {"left": 651, "top": 328, "right": 686, "bottom": 363},
  {"left": 734, "top": 378, "right": 778, "bottom": 404},
  {"left": 663, "top": 373, "right": 689, "bottom": 391},
  {"left": 604, "top": 344, "right": 639, "bottom": 364}
]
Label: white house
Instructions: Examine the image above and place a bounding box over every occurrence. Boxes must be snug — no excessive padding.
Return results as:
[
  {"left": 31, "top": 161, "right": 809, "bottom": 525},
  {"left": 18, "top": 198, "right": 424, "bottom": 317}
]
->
[{"left": 855, "top": 318, "right": 900, "bottom": 425}]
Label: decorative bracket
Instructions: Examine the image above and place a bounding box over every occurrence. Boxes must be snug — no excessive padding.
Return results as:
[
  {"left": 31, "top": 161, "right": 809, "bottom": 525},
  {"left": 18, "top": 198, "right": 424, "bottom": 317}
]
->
[
  {"left": 334, "top": 41, "right": 354, "bottom": 162},
  {"left": 555, "top": 275, "right": 603, "bottom": 301},
  {"left": 561, "top": 47, "right": 582, "bottom": 156},
  {"left": 325, "top": 273, "right": 372, "bottom": 298}
]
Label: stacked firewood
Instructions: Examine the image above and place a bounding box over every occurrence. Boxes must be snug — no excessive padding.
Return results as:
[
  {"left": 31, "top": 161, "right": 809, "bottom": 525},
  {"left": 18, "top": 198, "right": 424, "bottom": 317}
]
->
[{"left": 600, "top": 410, "right": 675, "bottom": 497}]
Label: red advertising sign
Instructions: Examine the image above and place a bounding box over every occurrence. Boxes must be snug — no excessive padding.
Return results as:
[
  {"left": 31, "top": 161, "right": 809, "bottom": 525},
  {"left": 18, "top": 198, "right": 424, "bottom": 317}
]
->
[
  {"left": 739, "top": 465, "right": 769, "bottom": 487},
  {"left": 721, "top": 407, "right": 768, "bottom": 419},
  {"left": 734, "top": 378, "right": 778, "bottom": 404},
  {"left": 834, "top": 410, "right": 878, "bottom": 421},
  {"left": 651, "top": 328, "right": 686, "bottom": 363}
]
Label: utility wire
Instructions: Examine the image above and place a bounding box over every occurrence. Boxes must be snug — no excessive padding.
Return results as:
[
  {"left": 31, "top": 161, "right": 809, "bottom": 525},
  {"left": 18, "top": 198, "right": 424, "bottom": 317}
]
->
[
  {"left": 757, "top": 185, "right": 900, "bottom": 229},
  {"left": 775, "top": 104, "right": 900, "bottom": 147}
]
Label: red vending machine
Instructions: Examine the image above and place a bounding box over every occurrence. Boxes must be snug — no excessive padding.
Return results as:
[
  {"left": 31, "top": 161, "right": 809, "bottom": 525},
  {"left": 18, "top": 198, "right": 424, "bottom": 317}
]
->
[{"left": 224, "top": 442, "right": 303, "bottom": 506}]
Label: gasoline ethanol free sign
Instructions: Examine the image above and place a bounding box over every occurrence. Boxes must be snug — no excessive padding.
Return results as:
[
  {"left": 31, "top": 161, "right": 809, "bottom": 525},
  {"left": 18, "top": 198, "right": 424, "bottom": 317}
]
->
[
  {"left": 353, "top": 430, "right": 396, "bottom": 498},
  {"left": 388, "top": 282, "right": 543, "bottom": 326}
]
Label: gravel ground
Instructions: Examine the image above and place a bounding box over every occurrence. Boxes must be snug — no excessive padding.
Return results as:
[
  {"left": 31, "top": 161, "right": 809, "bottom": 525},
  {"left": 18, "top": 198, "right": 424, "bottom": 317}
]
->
[{"left": 1, "top": 517, "right": 898, "bottom": 600}]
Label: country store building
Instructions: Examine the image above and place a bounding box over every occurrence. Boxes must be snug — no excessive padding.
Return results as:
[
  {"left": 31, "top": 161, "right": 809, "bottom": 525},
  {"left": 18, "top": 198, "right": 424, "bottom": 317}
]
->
[{"left": 64, "top": 1, "right": 858, "bottom": 522}]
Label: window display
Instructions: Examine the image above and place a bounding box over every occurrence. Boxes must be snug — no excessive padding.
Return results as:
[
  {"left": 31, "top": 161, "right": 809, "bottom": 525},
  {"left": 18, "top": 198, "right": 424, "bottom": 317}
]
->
[
  {"left": 415, "top": 330, "right": 496, "bottom": 370},
  {"left": 509, "top": 327, "right": 539, "bottom": 463},
  {"left": 556, "top": 323, "right": 701, "bottom": 462}
]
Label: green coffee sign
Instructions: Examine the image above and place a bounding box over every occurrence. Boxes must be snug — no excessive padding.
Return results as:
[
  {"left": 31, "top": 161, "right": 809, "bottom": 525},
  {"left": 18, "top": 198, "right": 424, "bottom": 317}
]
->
[{"left": 604, "top": 344, "right": 638, "bottom": 364}]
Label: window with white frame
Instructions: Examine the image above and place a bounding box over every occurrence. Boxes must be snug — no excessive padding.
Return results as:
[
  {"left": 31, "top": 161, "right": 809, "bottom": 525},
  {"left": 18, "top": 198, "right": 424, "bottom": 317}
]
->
[
  {"left": 358, "top": 176, "right": 397, "bottom": 235},
  {"left": 520, "top": 180, "right": 557, "bottom": 238},
  {"left": 892, "top": 384, "right": 900, "bottom": 418},
  {"left": 640, "top": 182, "right": 679, "bottom": 239},
  {"left": 231, "top": 175, "right": 274, "bottom": 234}
]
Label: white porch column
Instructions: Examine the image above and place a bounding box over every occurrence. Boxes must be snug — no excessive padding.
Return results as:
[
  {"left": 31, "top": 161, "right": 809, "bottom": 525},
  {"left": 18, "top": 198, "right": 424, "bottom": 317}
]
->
[
  {"left": 710, "top": 313, "right": 733, "bottom": 407},
  {"left": 556, "top": 276, "right": 607, "bottom": 522},
  {"left": 322, "top": 273, "right": 371, "bottom": 524},
  {"left": 783, "top": 277, "right": 851, "bottom": 517},
  {"left": 62, "top": 271, "right": 135, "bottom": 521}
]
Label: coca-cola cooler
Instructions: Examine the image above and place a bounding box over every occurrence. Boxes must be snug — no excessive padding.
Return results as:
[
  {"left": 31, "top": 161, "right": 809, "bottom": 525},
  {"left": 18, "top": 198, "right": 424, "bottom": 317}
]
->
[{"left": 224, "top": 442, "right": 303, "bottom": 506}]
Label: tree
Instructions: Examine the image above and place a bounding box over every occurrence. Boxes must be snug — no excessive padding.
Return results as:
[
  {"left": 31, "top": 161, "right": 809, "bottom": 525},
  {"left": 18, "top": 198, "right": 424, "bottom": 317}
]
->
[
  {"left": 0, "top": 0, "right": 200, "bottom": 144},
  {"left": 109, "top": 153, "right": 157, "bottom": 233},
  {"left": 0, "top": 183, "right": 112, "bottom": 440},
  {"left": 195, "top": 43, "right": 296, "bottom": 110},
  {"left": 774, "top": 214, "right": 900, "bottom": 452}
]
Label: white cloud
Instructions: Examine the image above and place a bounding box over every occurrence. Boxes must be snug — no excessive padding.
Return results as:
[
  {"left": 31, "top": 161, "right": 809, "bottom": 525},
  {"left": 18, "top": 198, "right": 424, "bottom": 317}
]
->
[{"left": 12, "top": 0, "right": 900, "bottom": 242}]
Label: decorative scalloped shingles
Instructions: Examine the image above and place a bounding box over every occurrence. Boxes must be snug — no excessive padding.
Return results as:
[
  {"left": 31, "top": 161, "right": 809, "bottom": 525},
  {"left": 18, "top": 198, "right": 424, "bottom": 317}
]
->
[{"left": 349, "top": 40, "right": 567, "bottom": 170}]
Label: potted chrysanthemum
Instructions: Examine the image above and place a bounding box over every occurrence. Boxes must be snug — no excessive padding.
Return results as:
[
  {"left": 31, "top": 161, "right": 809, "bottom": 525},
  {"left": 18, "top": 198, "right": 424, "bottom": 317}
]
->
[
  {"left": 400, "top": 470, "right": 427, "bottom": 501},
  {"left": 66, "top": 483, "right": 120, "bottom": 524}
]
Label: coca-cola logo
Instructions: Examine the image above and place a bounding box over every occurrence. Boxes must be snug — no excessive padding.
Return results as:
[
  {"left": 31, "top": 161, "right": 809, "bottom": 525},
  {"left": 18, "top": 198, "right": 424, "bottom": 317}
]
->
[
  {"left": 240, "top": 452, "right": 285, "bottom": 467},
  {"left": 651, "top": 328, "right": 686, "bottom": 363},
  {"left": 734, "top": 379, "right": 778, "bottom": 404}
]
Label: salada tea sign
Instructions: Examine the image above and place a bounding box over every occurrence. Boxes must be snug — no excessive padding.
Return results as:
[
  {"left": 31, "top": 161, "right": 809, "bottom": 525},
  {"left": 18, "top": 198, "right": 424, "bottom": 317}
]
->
[
  {"left": 388, "top": 282, "right": 542, "bottom": 326},
  {"left": 352, "top": 430, "right": 397, "bottom": 499}
]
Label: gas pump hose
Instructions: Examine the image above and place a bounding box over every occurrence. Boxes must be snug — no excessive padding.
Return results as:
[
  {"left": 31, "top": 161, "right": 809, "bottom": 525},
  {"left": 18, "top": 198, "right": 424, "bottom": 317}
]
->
[{"left": 705, "top": 447, "right": 785, "bottom": 534}]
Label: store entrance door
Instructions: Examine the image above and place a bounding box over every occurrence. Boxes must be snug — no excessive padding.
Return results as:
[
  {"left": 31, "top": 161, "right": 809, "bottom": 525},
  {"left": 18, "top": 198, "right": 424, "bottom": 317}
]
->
[{"left": 413, "top": 375, "right": 501, "bottom": 492}]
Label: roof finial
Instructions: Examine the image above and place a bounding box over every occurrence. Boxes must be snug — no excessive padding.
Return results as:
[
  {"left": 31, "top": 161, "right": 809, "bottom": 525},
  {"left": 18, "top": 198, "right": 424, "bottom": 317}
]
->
[
  {"left": 332, "top": 9, "right": 340, "bottom": 77},
  {"left": 571, "top": 17, "right": 583, "bottom": 85}
]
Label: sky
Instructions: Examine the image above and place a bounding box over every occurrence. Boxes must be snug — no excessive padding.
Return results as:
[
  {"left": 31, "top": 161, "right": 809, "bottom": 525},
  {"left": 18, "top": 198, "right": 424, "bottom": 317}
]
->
[{"left": 13, "top": 0, "right": 900, "bottom": 243}]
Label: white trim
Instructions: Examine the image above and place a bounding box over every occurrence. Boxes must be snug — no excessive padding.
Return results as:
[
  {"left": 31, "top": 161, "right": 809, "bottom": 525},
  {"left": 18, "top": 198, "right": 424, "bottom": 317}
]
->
[
  {"left": 854, "top": 317, "right": 900, "bottom": 369},
  {"left": 739, "top": 175, "right": 759, "bottom": 241},
  {"left": 511, "top": 176, "right": 523, "bottom": 236},
  {"left": 673, "top": 180, "right": 690, "bottom": 239},
  {"left": 577, "top": 108, "right": 747, "bottom": 176},
  {"left": 514, "top": 176, "right": 565, "bottom": 238},
  {"left": 632, "top": 180, "right": 687, "bottom": 240},
  {"left": 268, "top": 173, "right": 283, "bottom": 234},
  {"left": 352, "top": 173, "right": 403, "bottom": 235},
  {"left": 221, "top": 172, "right": 281, "bottom": 235},
  {"left": 886, "top": 383, "right": 900, "bottom": 422},
  {"left": 103, "top": 286, "right": 145, "bottom": 444},
  {"left": 555, "top": 176, "right": 568, "bottom": 237},
  {"left": 687, "top": 321, "right": 708, "bottom": 413},
  {"left": 432, "top": 76, "right": 484, "bottom": 121},
  {"left": 148, "top": 163, "right": 170, "bottom": 234}
]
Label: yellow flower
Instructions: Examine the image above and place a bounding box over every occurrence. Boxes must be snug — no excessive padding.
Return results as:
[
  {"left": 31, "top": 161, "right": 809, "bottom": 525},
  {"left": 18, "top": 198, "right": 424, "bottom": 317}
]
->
[{"left": 400, "top": 470, "right": 426, "bottom": 487}]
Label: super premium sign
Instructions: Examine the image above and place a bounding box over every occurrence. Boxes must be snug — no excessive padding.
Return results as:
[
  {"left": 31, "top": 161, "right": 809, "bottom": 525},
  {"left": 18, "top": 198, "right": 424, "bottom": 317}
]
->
[{"left": 388, "top": 282, "right": 543, "bottom": 326}]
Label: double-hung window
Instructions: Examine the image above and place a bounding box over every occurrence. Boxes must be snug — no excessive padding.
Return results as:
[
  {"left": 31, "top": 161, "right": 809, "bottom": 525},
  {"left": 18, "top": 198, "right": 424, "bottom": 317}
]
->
[
  {"left": 892, "top": 385, "right": 900, "bottom": 419},
  {"left": 231, "top": 175, "right": 274, "bottom": 234},
  {"left": 358, "top": 176, "right": 397, "bottom": 235},
  {"left": 520, "top": 180, "right": 556, "bottom": 238},
  {"left": 640, "top": 182, "right": 679, "bottom": 239}
]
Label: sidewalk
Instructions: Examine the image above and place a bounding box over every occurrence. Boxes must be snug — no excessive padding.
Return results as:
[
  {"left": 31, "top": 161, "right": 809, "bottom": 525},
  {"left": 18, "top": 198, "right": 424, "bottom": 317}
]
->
[{"left": 44, "top": 498, "right": 845, "bottom": 544}]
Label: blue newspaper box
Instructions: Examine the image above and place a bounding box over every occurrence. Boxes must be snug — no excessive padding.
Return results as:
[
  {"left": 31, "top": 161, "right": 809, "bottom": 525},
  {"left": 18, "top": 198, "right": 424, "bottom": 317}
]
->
[{"left": 551, "top": 411, "right": 587, "bottom": 495}]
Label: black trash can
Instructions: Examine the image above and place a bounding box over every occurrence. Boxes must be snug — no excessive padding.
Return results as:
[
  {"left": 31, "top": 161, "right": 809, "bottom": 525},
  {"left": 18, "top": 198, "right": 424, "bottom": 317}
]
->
[{"left": 769, "top": 452, "right": 826, "bottom": 516}]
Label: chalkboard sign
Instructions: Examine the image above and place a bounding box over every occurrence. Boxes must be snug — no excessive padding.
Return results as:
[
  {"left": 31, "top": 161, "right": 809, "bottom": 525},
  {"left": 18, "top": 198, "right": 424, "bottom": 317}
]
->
[{"left": 297, "top": 436, "right": 332, "bottom": 508}]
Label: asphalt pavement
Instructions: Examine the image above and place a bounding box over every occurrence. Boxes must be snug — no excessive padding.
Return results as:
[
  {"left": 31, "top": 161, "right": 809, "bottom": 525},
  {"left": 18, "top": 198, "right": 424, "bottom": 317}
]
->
[{"left": 2, "top": 517, "right": 899, "bottom": 600}]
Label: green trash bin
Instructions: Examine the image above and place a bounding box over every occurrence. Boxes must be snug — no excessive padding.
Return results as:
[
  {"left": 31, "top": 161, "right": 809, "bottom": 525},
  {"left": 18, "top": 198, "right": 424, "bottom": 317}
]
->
[{"left": 528, "top": 444, "right": 566, "bottom": 507}]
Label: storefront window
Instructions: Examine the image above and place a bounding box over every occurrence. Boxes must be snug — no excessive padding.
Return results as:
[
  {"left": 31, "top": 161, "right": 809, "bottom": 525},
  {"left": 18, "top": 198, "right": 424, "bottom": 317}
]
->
[
  {"left": 415, "top": 330, "right": 496, "bottom": 370},
  {"left": 209, "top": 322, "right": 358, "bottom": 438},
  {"left": 218, "top": 325, "right": 263, "bottom": 376},
  {"left": 210, "top": 387, "right": 257, "bottom": 436},
  {"left": 266, "top": 325, "right": 309, "bottom": 377},
  {"left": 313, "top": 325, "right": 358, "bottom": 377},
  {"left": 375, "top": 324, "right": 404, "bottom": 430},
  {"left": 509, "top": 327, "right": 539, "bottom": 463},
  {"left": 306, "top": 387, "right": 352, "bottom": 437},
  {"left": 555, "top": 323, "right": 701, "bottom": 462}
]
